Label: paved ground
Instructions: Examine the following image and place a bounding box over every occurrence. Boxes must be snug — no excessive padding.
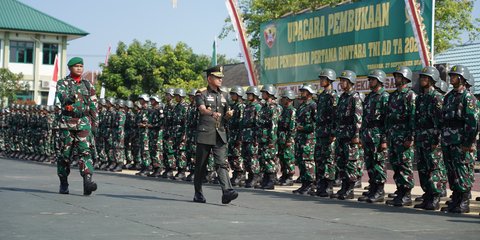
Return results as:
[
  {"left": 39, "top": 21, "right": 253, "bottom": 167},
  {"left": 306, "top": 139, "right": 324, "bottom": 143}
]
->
[{"left": 1, "top": 157, "right": 479, "bottom": 240}]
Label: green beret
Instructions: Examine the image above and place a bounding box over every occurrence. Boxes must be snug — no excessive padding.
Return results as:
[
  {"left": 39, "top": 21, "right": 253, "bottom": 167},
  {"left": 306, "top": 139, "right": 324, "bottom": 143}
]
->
[{"left": 67, "top": 57, "right": 84, "bottom": 67}]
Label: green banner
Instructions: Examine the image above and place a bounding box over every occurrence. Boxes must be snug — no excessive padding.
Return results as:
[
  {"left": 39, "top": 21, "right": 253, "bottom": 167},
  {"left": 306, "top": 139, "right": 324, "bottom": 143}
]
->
[{"left": 260, "top": 0, "right": 433, "bottom": 84}]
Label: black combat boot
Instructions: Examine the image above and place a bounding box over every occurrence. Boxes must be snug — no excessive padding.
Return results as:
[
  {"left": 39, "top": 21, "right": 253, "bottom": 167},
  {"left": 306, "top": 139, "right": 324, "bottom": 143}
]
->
[
  {"left": 135, "top": 166, "right": 148, "bottom": 176},
  {"left": 331, "top": 180, "right": 348, "bottom": 199},
  {"left": 414, "top": 192, "right": 430, "bottom": 209},
  {"left": 449, "top": 192, "right": 470, "bottom": 213},
  {"left": 388, "top": 188, "right": 412, "bottom": 207},
  {"left": 414, "top": 193, "right": 426, "bottom": 202},
  {"left": 262, "top": 173, "right": 275, "bottom": 190},
  {"left": 231, "top": 172, "right": 244, "bottom": 187},
  {"left": 59, "top": 176, "right": 69, "bottom": 194},
  {"left": 358, "top": 183, "right": 376, "bottom": 202},
  {"left": 107, "top": 162, "right": 117, "bottom": 171},
  {"left": 311, "top": 178, "right": 326, "bottom": 196},
  {"left": 442, "top": 191, "right": 460, "bottom": 212},
  {"left": 147, "top": 167, "right": 162, "bottom": 177},
  {"left": 424, "top": 193, "right": 440, "bottom": 210},
  {"left": 93, "top": 161, "right": 101, "bottom": 170},
  {"left": 317, "top": 180, "right": 334, "bottom": 197},
  {"left": 175, "top": 170, "right": 186, "bottom": 181},
  {"left": 185, "top": 171, "right": 194, "bottom": 182},
  {"left": 162, "top": 169, "right": 174, "bottom": 179},
  {"left": 111, "top": 163, "right": 123, "bottom": 172},
  {"left": 255, "top": 173, "right": 268, "bottom": 189},
  {"left": 193, "top": 192, "right": 206, "bottom": 203},
  {"left": 280, "top": 174, "right": 294, "bottom": 186},
  {"left": 476, "top": 196, "right": 480, "bottom": 201},
  {"left": 293, "top": 181, "right": 312, "bottom": 195},
  {"left": 338, "top": 181, "right": 355, "bottom": 200},
  {"left": 99, "top": 162, "right": 109, "bottom": 171},
  {"left": 244, "top": 174, "right": 254, "bottom": 188},
  {"left": 388, "top": 189, "right": 399, "bottom": 198},
  {"left": 367, "top": 183, "right": 385, "bottom": 203},
  {"left": 83, "top": 174, "right": 97, "bottom": 196},
  {"left": 222, "top": 189, "right": 239, "bottom": 204},
  {"left": 354, "top": 179, "right": 362, "bottom": 189},
  {"left": 252, "top": 174, "right": 263, "bottom": 189}
]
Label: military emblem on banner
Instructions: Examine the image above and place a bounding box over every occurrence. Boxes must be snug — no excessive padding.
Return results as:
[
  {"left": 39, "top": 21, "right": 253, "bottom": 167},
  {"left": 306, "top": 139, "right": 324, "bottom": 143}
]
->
[{"left": 264, "top": 24, "right": 276, "bottom": 48}]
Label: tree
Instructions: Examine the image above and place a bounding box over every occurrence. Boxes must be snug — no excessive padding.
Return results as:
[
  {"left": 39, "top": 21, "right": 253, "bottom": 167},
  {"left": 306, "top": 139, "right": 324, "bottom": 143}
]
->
[
  {"left": 0, "top": 68, "right": 24, "bottom": 108},
  {"left": 220, "top": 0, "right": 480, "bottom": 57}
]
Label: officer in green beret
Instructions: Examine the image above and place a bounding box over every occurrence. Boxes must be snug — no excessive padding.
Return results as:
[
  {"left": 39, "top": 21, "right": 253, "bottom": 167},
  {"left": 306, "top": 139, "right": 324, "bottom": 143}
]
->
[
  {"left": 193, "top": 65, "right": 238, "bottom": 204},
  {"left": 56, "top": 57, "right": 98, "bottom": 195}
]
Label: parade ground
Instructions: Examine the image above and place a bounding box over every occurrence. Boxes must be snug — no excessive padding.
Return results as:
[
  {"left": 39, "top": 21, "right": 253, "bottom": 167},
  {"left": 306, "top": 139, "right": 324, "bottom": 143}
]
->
[{"left": 1, "top": 157, "right": 479, "bottom": 240}]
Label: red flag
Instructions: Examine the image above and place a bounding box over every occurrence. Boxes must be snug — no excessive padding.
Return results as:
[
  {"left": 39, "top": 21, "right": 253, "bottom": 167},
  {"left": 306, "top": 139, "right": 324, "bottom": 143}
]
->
[{"left": 52, "top": 54, "right": 59, "bottom": 82}]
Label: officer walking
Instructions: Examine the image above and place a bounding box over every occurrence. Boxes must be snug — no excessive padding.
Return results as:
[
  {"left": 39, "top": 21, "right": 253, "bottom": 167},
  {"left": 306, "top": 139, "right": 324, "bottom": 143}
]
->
[
  {"left": 55, "top": 57, "right": 98, "bottom": 195},
  {"left": 193, "top": 65, "right": 238, "bottom": 204}
]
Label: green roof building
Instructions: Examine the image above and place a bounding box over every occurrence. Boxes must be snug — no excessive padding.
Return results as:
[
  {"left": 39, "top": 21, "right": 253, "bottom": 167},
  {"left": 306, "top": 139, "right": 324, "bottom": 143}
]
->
[{"left": 0, "top": 0, "right": 88, "bottom": 104}]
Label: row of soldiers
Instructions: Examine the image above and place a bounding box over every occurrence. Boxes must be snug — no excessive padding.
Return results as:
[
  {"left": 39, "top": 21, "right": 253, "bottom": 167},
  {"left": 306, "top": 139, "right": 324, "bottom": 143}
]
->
[{"left": 0, "top": 65, "right": 477, "bottom": 214}]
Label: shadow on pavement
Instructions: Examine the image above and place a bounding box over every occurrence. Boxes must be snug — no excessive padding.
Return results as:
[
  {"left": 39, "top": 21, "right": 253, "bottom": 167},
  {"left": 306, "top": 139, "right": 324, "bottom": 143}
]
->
[{"left": 0, "top": 187, "right": 57, "bottom": 195}]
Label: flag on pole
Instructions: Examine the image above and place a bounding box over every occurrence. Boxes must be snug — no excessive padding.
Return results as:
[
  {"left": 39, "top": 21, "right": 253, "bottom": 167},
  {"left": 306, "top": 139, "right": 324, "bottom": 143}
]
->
[
  {"left": 47, "top": 54, "right": 59, "bottom": 105},
  {"left": 225, "top": 0, "right": 258, "bottom": 86},
  {"left": 100, "top": 45, "right": 111, "bottom": 99},
  {"left": 404, "top": 0, "right": 431, "bottom": 67},
  {"left": 211, "top": 38, "right": 217, "bottom": 67}
]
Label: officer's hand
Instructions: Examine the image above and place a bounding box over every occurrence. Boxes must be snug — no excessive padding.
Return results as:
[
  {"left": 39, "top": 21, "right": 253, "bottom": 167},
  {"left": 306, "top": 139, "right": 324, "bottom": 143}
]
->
[
  {"left": 403, "top": 140, "right": 413, "bottom": 148},
  {"left": 379, "top": 142, "right": 387, "bottom": 151},
  {"left": 351, "top": 137, "right": 359, "bottom": 144},
  {"left": 462, "top": 145, "right": 475, "bottom": 152},
  {"left": 212, "top": 112, "right": 221, "bottom": 120},
  {"left": 330, "top": 136, "right": 336, "bottom": 143},
  {"left": 286, "top": 142, "right": 292, "bottom": 147},
  {"left": 225, "top": 110, "right": 234, "bottom": 119}
]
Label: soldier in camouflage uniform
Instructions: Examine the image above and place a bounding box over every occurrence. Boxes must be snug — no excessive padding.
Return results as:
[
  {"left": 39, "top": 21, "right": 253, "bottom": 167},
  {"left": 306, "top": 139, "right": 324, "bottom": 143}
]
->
[
  {"left": 171, "top": 88, "right": 188, "bottom": 180},
  {"left": 413, "top": 66, "right": 445, "bottom": 210},
  {"left": 292, "top": 83, "right": 317, "bottom": 195},
  {"left": 277, "top": 90, "right": 296, "bottom": 186},
  {"left": 186, "top": 89, "right": 199, "bottom": 182},
  {"left": 227, "top": 86, "right": 245, "bottom": 186},
  {"left": 124, "top": 100, "right": 136, "bottom": 169},
  {"left": 105, "top": 97, "right": 117, "bottom": 171},
  {"left": 95, "top": 99, "right": 107, "bottom": 169},
  {"left": 162, "top": 88, "right": 176, "bottom": 178},
  {"left": 358, "top": 69, "right": 389, "bottom": 203},
  {"left": 147, "top": 95, "right": 165, "bottom": 177},
  {"left": 135, "top": 94, "right": 152, "bottom": 176},
  {"left": 384, "top": 66, "right": 416, "bottom": 207},
  {"left": 257, "top": 84, "right": 281, "bottom": 190},
  {"left": 111, "top": 100, "right": 126, "bottom": 172},
  {"left": 312, "top": 69, "right": 338, "bottom": 197},
  {"left": 241, "top": 86, "right": 262, "bottom": 188},
  {"left": 331, "top": 70, "right": 363, "bottom": 200},
  {"left": 131, "top": 101, "right": 142, "bottom": 170},
  {"left": 56, "top": 57, "right": 98, "bottom": 195},
  {"left": 441, "top": 65, "right": 478, "bottom": 213}
]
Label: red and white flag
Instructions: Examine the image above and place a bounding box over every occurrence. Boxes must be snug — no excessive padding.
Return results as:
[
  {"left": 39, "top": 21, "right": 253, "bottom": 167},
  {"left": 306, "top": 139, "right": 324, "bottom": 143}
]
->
[
  {"left": 47, "top": 54, "right": 59, "bottom": 105},
  {"left": 225, "top": 0, "right": 258, "bottom": 86}
]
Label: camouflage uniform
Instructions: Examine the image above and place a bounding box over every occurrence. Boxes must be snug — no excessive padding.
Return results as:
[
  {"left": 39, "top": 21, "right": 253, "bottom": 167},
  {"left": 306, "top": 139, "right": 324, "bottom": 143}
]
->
[
  {"left": 113, "top": 103, "right": 126, "bottom": 170},
  {"left": 171, "top": 91, "right": 188, "bottom": 179},
  {"left": 241, "top": 87, "right": 262, "bottom": 188},
  {"left": 148, "top": 98, "right": 165, "bottom": 176},
  {"left": 385, "top": 82, "right": 416, "bottom": 204},
  {"left": 135, "top": 95, "right": 151, "bottom": 175},
  {"left": 124, "top": 102, "right": 136, "bottom": 167},
  {"left": 163, "top": 94, "right": 176, "bottom": 177},
  {"left": 360, "top": 70, "right": 389, "bottom": 203},
  {"left": 294, "top": 85, "right": 317, "bottom": 192},
  {"left": 258, "top": 84, "right": 281, "bottom": 189},
  {"left": 441, "top": 65, "right": 477, "bottom": 213},
  {"left": 227, "top": 87, "right": 245, "bottom": 185},
  {"left": 333, "top": 71, "right": 364, "bottom": 200},
  {"left": 56, "top": 61, "right": 98, "bottom": 196},
  {"left": 186, "top": 91, "right": 200, "bottom": 180},
  {"left": 277, "top": 92, "right": 296, "bottom": 185}
]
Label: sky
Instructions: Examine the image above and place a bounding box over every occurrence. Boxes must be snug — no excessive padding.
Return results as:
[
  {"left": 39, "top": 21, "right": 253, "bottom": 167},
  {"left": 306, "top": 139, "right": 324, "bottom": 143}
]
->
[
  {"left": 19, "top": 0, "right": 241, "bottom": 71},
  {"left": 19, "top": 0, "right": 480, "bottom": 72}
]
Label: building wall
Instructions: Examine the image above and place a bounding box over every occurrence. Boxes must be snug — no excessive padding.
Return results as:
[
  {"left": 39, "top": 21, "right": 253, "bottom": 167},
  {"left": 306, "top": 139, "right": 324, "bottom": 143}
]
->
[{"left": 0, "top": 30, "right": 66, "bottom": 105}]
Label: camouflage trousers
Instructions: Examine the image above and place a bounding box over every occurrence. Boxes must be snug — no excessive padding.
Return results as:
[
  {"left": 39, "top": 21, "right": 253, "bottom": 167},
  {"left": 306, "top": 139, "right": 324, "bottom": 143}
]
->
[
  {"left": 186, "top": 131, "right": 197, "bottom": 172},
  {"left": 228, "top": 130, "right": 243, "bottom": 173},
  {"left": 277, "top": 141, "right": 295, "bottom": 177},
  {"left": 443, "top": 144, "right": 476, "bottom": 193},
  {"left": 388, "top": 141, "right": 415, "bottom": 189},
  {"left": 138, "top": 129, "right": 150, "bottom": 167},
  {"left": 295, "top": 133, "right": 316, "bottom": 182},
  {"left": 416, "top": 144, "right": 444, "bottom": 195},
  {"left": 124, "top": 130, "right": 134, "bottom": 163},
  {"left": 242, "top": 141, "right": 259, "bottom": 175},
  {"left": 314, "top": 138, "right": 336, "bottom": 181},
  {"left": 149, "top": 129, "right": 164, "bottom": 169},
  {"left": 336, "top": 139, "right": 364, "bottom": 182},
  {"left": 174, "top": 134, "right": 187, "bottom": 170},
  {"left": 57, "top": 129, "right": 93, "bottom": 178},
  {"left": 164, "top": 134, "right": 177, "bottom": 171},
  {"left": 259, "top": 142, "right": 277, "bottom": 174},
  {"left": 96, "top": 132, "right": 107, "bottom": 163},
  {"left": 363, "top": 141, "right": 388, "bottom": 184}
]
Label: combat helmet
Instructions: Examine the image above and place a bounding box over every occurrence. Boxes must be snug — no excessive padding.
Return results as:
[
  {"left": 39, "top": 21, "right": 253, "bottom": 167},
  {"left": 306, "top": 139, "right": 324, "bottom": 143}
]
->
[
  {"left": 229, "top": 85, "right": 244, "bottom": 96},
  {"left": 281, "top": 89, "right": 296, "bottom": 100},
  {"left": 318, "top": 68, "right": 337, "bottom": 81},
  {"left": 339, "top": 70, "right": 357, "bottom": 84},
  {"left": 246, "top": 86, "right": 260, "bottom": 97},
  {"left": 138, "top": 93, "right": 150, "bottom": 101},
  {"left": 299, "top": 83, "right": 315, "bottom": 94},
  {"left": 260, "top": 84, "right": 276, "bottom": 96},
  {"left": 367, "top": 69, "right": 387, "bottom": 83},
  {"left": 419, "top": 66, "right": 440, "bottom": 82},
  {"left": 174, "top": 88, "right": 186, "bottom": 97},
  {"left": 393, "top": 66, "right": 413, "bottom": 82}
]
